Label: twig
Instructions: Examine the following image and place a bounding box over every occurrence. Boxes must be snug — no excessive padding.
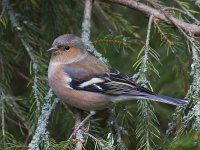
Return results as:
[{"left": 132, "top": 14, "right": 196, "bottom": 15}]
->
[
  {"left": 82, "top": 0, "right": 92, "bottom": 42},
  {"left": 6, "top": 0, "right": 41, "bottom": 110},
  {"left": 1, "top": 93, "right": 5, "bottom": 137},
  {"left": 8, "top": 64, "right": 32, "bottom": 82},
  {"left": 70, "top": 1, "right": 101, "bottom": 149},
  {"left": 74, "top": 112, "right": 84, "bottom": 150},
  {"left": 134, "top": 15, "right": 160, "bottom": 150},
  {"left": 0, "top": 0, "right": 8, "bottom": 20},
  {"left": 62, "top": 102, "right": 75, "bottom": 119},
  {"left": 165, "top": 37, "right": 199, "bottom": 144},
  {"left": 191, "top": 43, "right": 199, "bottom": 59},
  {"left": 163, "top": 7, "right": 200, "bottom": 24},
  {"left": 28, "top": 90, "right": 59, "bottom": 150},
  {"left": 175, "top": 1, "right": 200, "bottom": 25},
  {"left": 132, "top": 15, "right": 154, "bottom": 84},
  {"left": 72, "top": 1, "right": 93, "bottom": 149},
  {"left": 6, "top": 97, "right": 29, "bottom": 129},
  {"left": 82, "top": 0, "right": 107, "bottom": 63},
  {"left": 153, "top": 18, "right": 174, "bottom": 46},
  {"left": 145, "top": 15, "right": 153, "bottom": 49},
  {"left": 161, "top": 10, "right": 200, "bottom": 53},
  {"left": 139, "top": 16, "right": 154, "bottom": 149},
  {"left": 92, "top": 39, "right": 128, "bottom": 45},
  {"left": 6, "top": 116, "right": 27, "bottom": 130},
  {"left": 168, "top": 39, "right": 200, "bottom": 145},
  {"left": 108, "top": 108, "right": 126, "bottom": 146},
  {"left": 140, "top": 15, "right": 154, "bottom": 85},
  {"left": 70, "top": 111, "right": 95, "bottom": 150},
  {"left": 94, "top": 1, "right": 116, "bottom": 33},
  {"left": 7, "top": 3, "right": 36, "bottom": 63},
  {"left": 102, "top": 0, "right": 200, "bottom": 36}
]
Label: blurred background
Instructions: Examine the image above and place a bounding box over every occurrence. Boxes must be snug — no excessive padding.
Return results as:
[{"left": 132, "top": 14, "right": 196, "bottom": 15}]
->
[{"left": 0, "top": 0, "right": 200, "bottom": 149}]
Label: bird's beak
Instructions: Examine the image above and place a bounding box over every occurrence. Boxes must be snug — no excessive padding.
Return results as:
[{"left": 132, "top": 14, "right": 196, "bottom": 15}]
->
[{"left": 47, "top": 46, "right": 59, "bottom": 52}]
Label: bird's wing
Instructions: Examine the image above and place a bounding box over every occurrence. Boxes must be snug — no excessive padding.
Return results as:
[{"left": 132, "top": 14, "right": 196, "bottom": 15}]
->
[
  {"left": 65, "top": 67, "right": 187, "bottom": 105},
  {"left": 63, "top": 54, "right": 109, "bottom": 81},
  {"left": 69, "top": 68, "right": 154, "bottom": 96}
]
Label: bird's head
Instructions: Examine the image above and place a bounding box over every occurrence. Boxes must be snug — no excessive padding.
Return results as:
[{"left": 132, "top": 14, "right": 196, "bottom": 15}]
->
[{"left": 48, "top": 34, "right": 87, "bottom": 64}]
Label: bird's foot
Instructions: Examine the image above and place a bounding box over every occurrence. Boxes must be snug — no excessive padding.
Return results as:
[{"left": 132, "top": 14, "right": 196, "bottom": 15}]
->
[{"left": 71, "top": 110, "right": 96, "bottom": 139}]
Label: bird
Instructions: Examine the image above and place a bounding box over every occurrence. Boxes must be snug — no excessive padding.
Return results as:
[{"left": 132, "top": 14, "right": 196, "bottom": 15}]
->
[{"left": 47, "top": 34, "right": 187, "bottom": 111}]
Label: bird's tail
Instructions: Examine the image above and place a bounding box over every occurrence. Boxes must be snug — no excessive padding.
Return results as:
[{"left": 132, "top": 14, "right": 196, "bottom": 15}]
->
[{"left": 144, "top": 94, "right": 187, "bottom": 106}]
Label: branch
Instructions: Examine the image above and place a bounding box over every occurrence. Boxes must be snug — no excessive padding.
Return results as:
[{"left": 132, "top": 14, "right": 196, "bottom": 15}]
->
[
  {"left": 0, "top": 0, "right": 7, "bottom": 20},
  {"left": 153, "top": 18, "right": 174, "bottom": 46},
  {"left": 28, "top": 90, "right": 59, "bottom": 150},
  {"left": 69, "top": 1, "right": 100, "bottom": 149},
  {"left": 138, "top": 15, "right": 154, "bottom": 86},
  {"left": 168, "top": 39, "right": 200, "bottom": 144},
  {"left": 107, "top": 108, "right": 126, "bottom": 148},
  {"left": 102, "top": 0, "right": 200, "bottom": 36},
  {"left": 6, "top": 2, "right": 36, "bottom": 64},
  {"left": 6, "top": 0, "right": 41, "bottom": 110},
  {"left": 74, "top": 112, "right": 84, "bottom": 150},
  {"left": 82, "top": 0, "right": 107, "bottom": 63},
  {"left": 133, "top": 15, "right": 160, "bottom": 149},
  {"left": 161, "top": 10, "right": 200, "bottom": 53},
  {"left": 0, "top": 93, "right": 5, "bottom": 138}
]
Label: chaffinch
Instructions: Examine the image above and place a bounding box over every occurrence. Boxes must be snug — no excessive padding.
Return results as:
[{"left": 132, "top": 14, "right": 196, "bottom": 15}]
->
[{"left": 47, "top": 34, "right": 187, "bottom": 111}]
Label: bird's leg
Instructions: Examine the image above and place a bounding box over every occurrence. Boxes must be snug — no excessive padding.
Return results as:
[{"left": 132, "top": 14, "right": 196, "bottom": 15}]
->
[
  {"left": 71, "top": 110, "right": 96, "bottom": 138},
  {"left": 74, "top": 110, "right": 96, "bottom": 132}
]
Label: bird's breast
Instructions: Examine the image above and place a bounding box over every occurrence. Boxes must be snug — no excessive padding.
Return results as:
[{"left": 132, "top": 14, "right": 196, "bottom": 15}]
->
[{"left": 48, "top": 61, "right": 72, "bottom": 91}]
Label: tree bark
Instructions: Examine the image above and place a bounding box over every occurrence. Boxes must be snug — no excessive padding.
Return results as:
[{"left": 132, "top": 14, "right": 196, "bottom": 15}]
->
[{"left": 102, "top": 0, "right": 200, "bottom": 36}]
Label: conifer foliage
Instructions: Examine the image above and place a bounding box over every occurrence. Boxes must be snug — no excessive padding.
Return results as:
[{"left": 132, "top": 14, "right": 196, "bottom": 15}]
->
[{"left": 0, "top": 0, "right": 200, "bottom": 149}]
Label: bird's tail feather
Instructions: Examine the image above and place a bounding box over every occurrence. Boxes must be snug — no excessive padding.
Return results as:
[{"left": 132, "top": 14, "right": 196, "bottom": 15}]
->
[
  {"left": 114, "top": 90, "right": 187, "bottom": 106},
  {"left": 145, "top": 94, "right": 187, "bottom": 106}
]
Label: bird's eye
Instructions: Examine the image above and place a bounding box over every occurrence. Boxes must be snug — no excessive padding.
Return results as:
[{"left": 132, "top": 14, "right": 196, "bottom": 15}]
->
[{"left": 64, "top": 46, "right": 70, "bottom": 51}]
